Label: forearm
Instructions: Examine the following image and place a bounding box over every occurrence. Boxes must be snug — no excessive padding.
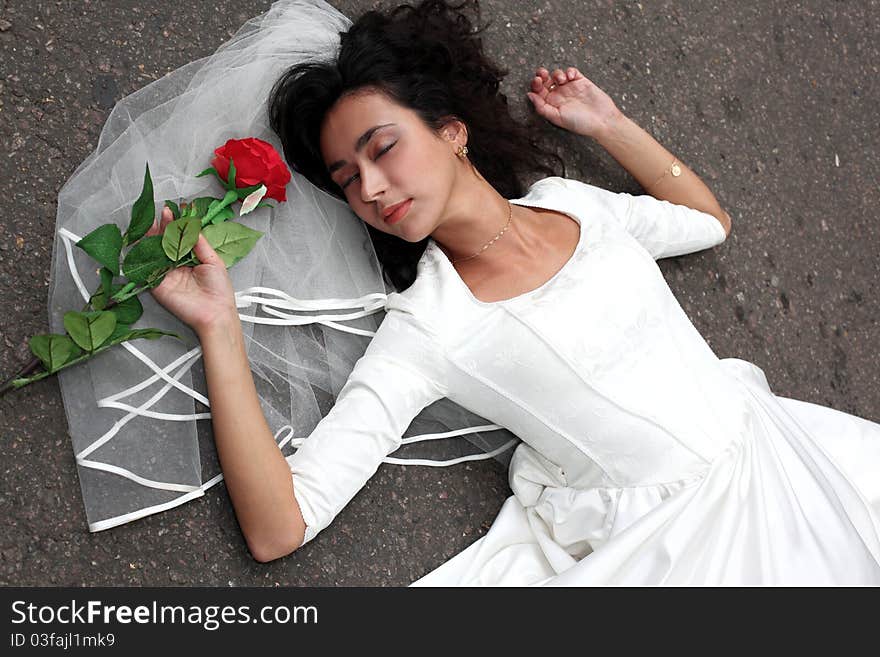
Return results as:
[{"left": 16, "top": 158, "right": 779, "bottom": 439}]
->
[
  {"left": 198, "top": 313, "right": 305, "bottom": 561},
  {"left": 593, "top": 112, "right": 731, "bottom": 235}
]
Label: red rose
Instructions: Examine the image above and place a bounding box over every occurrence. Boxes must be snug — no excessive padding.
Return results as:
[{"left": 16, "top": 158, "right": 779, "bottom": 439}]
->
[{"left": 211, "top": 137, "right": 292, "bottom": 202}]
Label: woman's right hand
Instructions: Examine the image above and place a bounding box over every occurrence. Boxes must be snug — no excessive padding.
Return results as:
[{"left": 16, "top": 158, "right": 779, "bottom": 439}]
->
[
  {"left": 527, "top": 66, "right": 623, "bottom": 140},
  {"left": 147, "top": 207, "right": 238, "bottom": 336}
]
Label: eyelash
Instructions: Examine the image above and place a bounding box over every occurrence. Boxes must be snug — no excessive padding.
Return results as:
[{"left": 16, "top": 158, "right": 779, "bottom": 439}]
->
[{"left": 341, "top": 142, "right": 396, "bottom": 189}]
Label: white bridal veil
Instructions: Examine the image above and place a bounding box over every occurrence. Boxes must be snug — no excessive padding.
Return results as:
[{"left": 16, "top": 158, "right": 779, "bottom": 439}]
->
[{"left": 49, "top": 0, "right": 518, "bottom": 532}]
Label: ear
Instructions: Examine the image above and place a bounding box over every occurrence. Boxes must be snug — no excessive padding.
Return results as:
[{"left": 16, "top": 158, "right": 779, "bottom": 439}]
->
[{"left": 441, "top": 116, "right": 468, "bottom": 147}]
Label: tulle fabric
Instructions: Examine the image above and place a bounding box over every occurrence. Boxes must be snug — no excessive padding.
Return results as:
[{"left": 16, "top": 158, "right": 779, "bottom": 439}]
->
[{"left": 49, "top": 0, "right": 516, "bottom": 532}]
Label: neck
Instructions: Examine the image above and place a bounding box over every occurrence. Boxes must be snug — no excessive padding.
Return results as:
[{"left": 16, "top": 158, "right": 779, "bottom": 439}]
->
[{"left": 431, "top": 175, "right": 533, "bottom": 267}]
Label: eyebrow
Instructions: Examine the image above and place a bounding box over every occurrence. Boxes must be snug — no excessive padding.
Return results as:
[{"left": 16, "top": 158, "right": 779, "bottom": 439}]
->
[{"left": 327, "top": 123, "right": 396, "bottom": 175}]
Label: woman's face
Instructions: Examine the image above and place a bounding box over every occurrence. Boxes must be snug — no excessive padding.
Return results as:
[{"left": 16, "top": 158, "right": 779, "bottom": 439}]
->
[{"left": 319, "top": 90, "right": 461, "bottom": 242}]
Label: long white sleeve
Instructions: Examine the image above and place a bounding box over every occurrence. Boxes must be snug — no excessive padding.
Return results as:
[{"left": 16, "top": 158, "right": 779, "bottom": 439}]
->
[
  {"left": 285, "top": 307, "right": 447, "bottom": 546},
  {"left": 561, "top": 178, "right": 728, "bottom": 259}
]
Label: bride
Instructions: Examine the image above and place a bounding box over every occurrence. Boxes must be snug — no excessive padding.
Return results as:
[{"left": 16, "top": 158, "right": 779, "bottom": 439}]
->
[{"left": 129, "top": 0, "right": 878, "bottom": 583}]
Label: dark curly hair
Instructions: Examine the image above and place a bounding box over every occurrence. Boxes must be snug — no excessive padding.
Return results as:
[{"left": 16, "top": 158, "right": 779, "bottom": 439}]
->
[{"left": 268, "top": 0, "right": 566, "bottom": 292}]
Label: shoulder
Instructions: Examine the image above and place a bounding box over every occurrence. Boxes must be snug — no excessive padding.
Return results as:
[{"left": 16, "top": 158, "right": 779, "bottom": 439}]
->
[
  {"left": 541, "top": 176, "right": 630, "bottom": 213},
  {"left": 382, "top": 241, "right": 469, "bottom": 337},
  {"left": 528, "top": 175, "right": 607, "bottom": 197},
  {"left": 382, "top": 246, "right": 442, "bottom": 323},
  {"left": 374, "top": 256, "right": 446, "bottom": 354},
  {"left": 523, "top": 176, "right": 629, "bottom": 219}
]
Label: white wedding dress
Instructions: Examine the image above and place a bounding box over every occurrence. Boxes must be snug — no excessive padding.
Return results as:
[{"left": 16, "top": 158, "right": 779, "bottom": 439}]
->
[{"left": 285, "top": 176, "right": 880, "bottom": 585}]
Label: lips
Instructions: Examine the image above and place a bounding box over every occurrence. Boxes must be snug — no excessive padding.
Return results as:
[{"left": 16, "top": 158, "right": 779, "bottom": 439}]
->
[
  {"left": 382, "top": 199, "right": 410, "bottom": 218},
  {"left": 382, "top": 198, "right": 412, "bottom": 225}
]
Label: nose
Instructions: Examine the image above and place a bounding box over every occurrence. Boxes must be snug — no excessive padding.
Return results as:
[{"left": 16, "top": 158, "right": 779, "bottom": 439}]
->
[{"left": 359, "top": 161, "right": 387, "bottom": 204}]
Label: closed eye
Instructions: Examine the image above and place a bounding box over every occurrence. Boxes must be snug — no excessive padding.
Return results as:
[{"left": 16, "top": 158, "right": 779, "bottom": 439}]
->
[{"left": 341, "top": 142, "right": 396, "bottom": 189}]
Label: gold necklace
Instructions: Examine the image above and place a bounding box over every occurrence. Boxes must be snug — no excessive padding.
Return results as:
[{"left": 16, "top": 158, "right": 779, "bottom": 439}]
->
[{"left": 450, "top": 201, "right": 513, "bottom": 265}]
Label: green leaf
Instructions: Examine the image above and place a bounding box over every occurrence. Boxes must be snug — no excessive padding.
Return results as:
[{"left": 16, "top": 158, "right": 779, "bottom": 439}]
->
[
  {"left": 208, "top": 207, "right": 235, "bottom": 225},
  {"left": 235, "top": 183, "right": 263, "bottom": 200},
  {"left": 162, "top": 217, "right": 201, "bottom": 261},
  {"left": 29, "top": 334, "right": 83, "bottom": 372},
  {"left": 90, "top": 279, "right": 116, "bottom": 311},
  {"left": 63, "top": 310, "right": 117, "bottom": 352},
  {"left": 203, "top": 190, "right": 238, "bottom": 225},
  {"left": 24, "top": 326, "right": 176, "bottom": 380},
  {"left": 108, "top": 322, "right": 131, "bottom": 342},
  {"left": 164, "top": 200, "right": 180, "bottom": 220},
  {"left": 144, "top": 267, "right": 169, "bottom": 285},
  {"left": 226, "top": 157, "right": 236, "bottom": 190},
  {"left": 99, "top": 267, "right": 114, "bottom": 300},
  {"left": 193, "top": 197, "right": 216, "bottom": 216},
  {"left": 125, "top": 162, "right": 155, "bottom": 245},
  {"left": 202, "top": 222, "right": 263, "bottom": 267},
  {"left": 89, "top": 292, "right": 106, "bottom": 311},
  {"left": 107, "top": 326, "right": 182, "bottom": 347},
  {"left": 76, "top": 224, "right": 123, "bottom": 275},
  {"left": 111, "top": 295, "right": 143, "bottom": 326},
  {"left": 196, "top": 166, "right": 220, "bottom": 182},
  {"left": 94, "top": 282, "right": 144, "bottom": 324},
  {"left": 122, "top": 235, "right": 173, "bottom": 284}
]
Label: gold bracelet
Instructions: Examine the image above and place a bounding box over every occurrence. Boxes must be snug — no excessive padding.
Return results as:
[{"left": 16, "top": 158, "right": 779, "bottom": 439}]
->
[{"left": 648, "top": 158, "right": 682, "bottom": 190}]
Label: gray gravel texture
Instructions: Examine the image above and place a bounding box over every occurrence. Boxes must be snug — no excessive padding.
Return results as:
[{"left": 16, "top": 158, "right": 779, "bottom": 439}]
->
[{"left": 0, "top": 0, "right": 877, "bottom": 586}]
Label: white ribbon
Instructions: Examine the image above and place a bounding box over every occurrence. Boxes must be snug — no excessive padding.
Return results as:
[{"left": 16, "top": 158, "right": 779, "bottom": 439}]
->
[{"left": 58, "top": 227, "right": 516, "bottom": 532}]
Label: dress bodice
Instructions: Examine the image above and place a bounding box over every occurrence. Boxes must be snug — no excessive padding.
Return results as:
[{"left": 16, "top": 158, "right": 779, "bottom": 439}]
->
[
  {"left": 286, "top": 175, "right": 729, "bottom": 543},
  {"left": 392, "top": 176, "right": 738, "bottom": 490}
]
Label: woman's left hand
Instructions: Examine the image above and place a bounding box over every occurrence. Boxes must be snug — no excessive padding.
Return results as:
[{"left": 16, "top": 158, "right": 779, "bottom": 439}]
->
[{"left": 527, "top": 66, "right": 622, "bottom": 139}]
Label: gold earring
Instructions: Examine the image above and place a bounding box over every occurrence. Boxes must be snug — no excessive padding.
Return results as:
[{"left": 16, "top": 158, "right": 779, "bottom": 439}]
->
[{"left": 457, "top": 145, "right": 469, "bottom": 158}]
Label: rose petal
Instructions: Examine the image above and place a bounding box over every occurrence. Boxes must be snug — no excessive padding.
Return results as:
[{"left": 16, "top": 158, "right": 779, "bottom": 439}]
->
[
  {"left": 239, "top": 185, "right": 267, "bottom": 216},
  {"left": 211, "top": 155, "right": 230, "bottom": 180},
  {"left": 266, "top": 184, "right": 286, "bottom": 202},
  {"left": 250, "top": 138, "right": 271, "bottom": 153}
]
